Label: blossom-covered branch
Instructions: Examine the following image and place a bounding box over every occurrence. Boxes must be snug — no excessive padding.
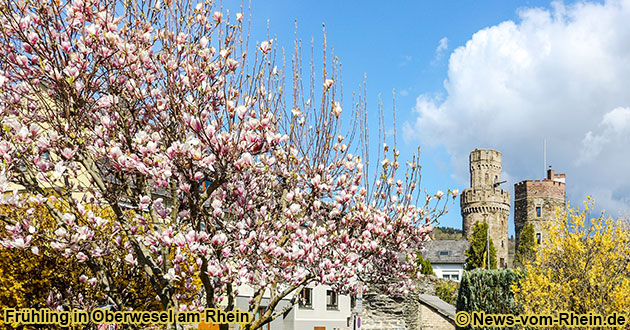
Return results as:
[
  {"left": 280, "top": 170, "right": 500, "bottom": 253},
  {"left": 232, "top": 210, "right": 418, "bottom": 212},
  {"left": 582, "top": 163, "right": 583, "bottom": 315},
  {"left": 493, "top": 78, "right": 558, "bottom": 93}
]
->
[{"left": 0, "top": 0, "right": 452, "bottom": 328}]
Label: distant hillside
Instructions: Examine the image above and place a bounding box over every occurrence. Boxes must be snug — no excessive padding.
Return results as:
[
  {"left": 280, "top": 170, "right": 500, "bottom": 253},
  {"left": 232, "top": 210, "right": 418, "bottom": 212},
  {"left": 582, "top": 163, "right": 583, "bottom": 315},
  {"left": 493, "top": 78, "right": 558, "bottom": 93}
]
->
[{"left": 431, "top": 226, "right": 463, "bottom": 240}]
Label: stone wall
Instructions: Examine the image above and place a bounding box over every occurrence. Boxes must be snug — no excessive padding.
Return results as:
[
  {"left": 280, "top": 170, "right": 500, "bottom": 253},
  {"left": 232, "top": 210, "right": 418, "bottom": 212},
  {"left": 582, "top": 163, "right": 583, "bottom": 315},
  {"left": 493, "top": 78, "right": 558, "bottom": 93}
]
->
[
  {"left": 358, "top": 276, "right": 455, "bottom": 330},
  {"left": 358, "top": 289, "right": 418, "bottom": 330}
]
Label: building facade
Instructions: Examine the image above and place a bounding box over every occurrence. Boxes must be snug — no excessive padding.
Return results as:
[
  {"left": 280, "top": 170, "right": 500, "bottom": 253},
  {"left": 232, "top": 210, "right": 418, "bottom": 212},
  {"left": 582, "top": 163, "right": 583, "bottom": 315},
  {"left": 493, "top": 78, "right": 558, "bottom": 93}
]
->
[
  {"left": 514, "top": 168, "right": 566, "bottom": 250},
  {"left": 422, "top": 240, "right": 469, "bottom": 282},
  {"left": 234, "top": 284, "right": 355, "bottom": 330},
  {"left": 460, "top": 149, "right": 510, "bottom": 268}
]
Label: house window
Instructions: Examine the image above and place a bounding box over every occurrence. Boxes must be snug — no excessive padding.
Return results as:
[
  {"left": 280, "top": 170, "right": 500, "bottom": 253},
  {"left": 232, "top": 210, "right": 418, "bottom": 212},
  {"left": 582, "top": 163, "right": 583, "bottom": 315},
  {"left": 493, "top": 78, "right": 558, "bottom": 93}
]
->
[
  {"left": 299, "top": 288, "right": 313, "bottom": 309},
  {"left": 326, "top": 290, "right": 338, "bottom": 310},
  {"left": 501, "top": 240, "right": 504, "bottom": 248},
  {"left": 351, "top": 295, "right": 356, "bottom": 310},
  {"left": 438, "top": 250, "right": 449, "bottom": 256},
  {"left": 536, "top": 233, "right": 542, "bottom": 244},
  {"left": 442, "top": 273, "right": 460, "bottom": 281},
  {"left": 536, "top": 207, "right": 541, "bottom": 217},
  {"left": 500, "top": 258, "right": 505, "bottom": 268}
]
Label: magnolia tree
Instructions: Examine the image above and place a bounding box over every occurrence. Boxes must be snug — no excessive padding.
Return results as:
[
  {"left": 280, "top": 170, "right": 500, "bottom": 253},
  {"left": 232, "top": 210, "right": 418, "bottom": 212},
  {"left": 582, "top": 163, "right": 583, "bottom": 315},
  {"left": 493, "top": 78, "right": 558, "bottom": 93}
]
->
[{"left": 0, "top": 0, "right": 452, "bottom": 328}]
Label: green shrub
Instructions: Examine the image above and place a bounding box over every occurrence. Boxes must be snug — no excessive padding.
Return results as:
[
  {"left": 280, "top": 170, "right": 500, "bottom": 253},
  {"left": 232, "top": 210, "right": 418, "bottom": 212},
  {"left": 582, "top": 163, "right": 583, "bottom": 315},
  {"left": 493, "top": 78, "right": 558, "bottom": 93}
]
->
[
  {"left": 455, "top": 269, "right": 523, "bottom": 330},
  {"left": 435, "top": 279, "right": 459, "bottom": 305}
]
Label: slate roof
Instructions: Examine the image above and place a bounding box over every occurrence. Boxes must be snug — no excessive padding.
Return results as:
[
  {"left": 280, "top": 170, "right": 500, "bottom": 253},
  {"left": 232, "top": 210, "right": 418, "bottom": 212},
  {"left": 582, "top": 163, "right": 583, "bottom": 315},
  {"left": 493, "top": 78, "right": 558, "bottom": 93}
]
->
[
  {"left": 418, "top": 294, "right": 456, "bottom": 321},
  {"left": 422, "top": 240, "right": 470, "bottom": 264}
]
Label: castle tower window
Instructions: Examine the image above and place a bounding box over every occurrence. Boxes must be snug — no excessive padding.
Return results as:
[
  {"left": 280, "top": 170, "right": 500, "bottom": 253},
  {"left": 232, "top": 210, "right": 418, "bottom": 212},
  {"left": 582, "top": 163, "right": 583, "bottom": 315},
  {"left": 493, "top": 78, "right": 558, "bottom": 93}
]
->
[
  {"left": 536, "top": 233, "right": 542, "bottom": 244},
  {"left": 536, "top": 207, "right": 541, "bottom": 217}
]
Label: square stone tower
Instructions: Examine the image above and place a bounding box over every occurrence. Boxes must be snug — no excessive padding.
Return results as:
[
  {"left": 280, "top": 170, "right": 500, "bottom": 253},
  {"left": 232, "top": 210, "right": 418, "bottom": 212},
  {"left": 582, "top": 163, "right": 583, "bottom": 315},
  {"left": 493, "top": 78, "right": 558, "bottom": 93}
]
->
[
  {"left": 514, "top": 169, "right": 566, "bottom": 250},
  {"left": 460, "top": 149, "right": 511, "bottom": 268}
]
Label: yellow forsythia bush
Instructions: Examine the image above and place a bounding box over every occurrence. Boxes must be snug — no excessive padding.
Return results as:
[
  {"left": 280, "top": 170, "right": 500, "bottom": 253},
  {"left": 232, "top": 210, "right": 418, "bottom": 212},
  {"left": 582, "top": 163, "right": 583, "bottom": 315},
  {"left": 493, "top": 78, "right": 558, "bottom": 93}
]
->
[
  {"left": 1, "top": 200, "right": 203, "bottom": 319},
  {"left": 513, "top": 198, "right": 630, "bottom": 315},
  {"left": 0, "top": 203, "right": 91, "bottom": 310},
  {"left": 0, "top": 203, "right": 160, "bottom": 312}
]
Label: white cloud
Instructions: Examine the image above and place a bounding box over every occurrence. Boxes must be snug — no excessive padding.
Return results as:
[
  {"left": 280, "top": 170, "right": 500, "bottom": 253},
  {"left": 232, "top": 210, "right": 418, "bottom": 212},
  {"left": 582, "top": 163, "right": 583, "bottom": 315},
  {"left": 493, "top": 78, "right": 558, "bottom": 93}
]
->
[
  {"left": 578, "top": 107, "right": 630, "bottom": 164},
  {"left": 399, "top": 55, "right": 413, "bottom": 67},
  {"left": 434, "top": 37, "right": 449, "bottom": 60},
  {"left": 405, "top": 0, "right": 630, "bottom": 215}
]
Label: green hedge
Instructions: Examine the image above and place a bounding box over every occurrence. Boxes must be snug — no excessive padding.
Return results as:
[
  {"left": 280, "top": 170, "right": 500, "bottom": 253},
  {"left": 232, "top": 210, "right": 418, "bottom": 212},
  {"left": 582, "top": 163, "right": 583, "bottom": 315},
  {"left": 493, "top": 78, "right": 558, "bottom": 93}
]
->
[{"left": 455, "top": 269, "right": 523, "bottom": 330}]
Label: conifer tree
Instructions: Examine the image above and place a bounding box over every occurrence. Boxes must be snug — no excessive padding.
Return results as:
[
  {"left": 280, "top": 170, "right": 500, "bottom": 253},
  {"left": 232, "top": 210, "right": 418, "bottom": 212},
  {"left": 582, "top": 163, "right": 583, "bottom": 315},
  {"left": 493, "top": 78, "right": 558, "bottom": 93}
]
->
[
  {"left": 464, "top": 222, "right": 497, "bottom": 270},
  {"left": 514, "top": 222, "right": 537, "bottom": 267},
  {"left": 416, "top": 252, "right": 434, "bottom": 275}
]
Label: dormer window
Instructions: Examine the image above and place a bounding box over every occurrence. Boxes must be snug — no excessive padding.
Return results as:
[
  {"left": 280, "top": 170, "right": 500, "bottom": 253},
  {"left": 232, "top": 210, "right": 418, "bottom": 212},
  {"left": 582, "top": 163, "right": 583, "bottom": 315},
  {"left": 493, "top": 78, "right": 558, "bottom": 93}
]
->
[{"left": 438, "top": 250, "right": 450, "bottom": 256}]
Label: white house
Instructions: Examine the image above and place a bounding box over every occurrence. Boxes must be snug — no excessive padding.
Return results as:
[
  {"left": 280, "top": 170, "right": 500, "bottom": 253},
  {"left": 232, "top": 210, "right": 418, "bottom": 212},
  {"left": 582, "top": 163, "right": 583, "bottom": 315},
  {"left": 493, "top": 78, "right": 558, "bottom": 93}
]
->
[
  {"left": 234, "top": 284, "right": 357, "bottom": 330},
  {"left": 422, "top": 240, "right": 470, "bottom": 282}
]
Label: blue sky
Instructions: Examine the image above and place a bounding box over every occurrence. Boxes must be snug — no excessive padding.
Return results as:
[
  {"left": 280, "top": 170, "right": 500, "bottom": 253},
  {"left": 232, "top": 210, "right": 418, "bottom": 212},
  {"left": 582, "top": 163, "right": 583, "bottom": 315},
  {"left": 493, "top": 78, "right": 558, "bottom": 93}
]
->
[{"left": 224, "top": 0, "right": 630, "bottom": 234}]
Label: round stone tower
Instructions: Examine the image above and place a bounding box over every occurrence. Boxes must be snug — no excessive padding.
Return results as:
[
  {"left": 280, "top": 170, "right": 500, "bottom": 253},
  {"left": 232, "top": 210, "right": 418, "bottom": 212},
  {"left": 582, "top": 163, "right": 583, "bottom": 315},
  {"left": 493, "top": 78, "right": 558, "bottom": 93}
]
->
[{"left": 461, "top": 149, "right": 510, "bottom": 268}]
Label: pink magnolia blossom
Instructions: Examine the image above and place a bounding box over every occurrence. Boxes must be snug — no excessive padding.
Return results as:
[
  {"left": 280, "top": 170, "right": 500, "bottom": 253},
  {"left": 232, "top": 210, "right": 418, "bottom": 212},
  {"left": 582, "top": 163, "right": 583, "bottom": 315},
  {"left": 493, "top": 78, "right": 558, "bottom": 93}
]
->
[
  {"left": 323, "top": 79, "right": 334, "bottom": 90},
  {"left": 124, "top": 254, "right": 137, "bottom": 266},
  {"left": 12, "top": 237, "right": 26, "bottom": 249},
  {"left": 332, "top": 102, "right": 342, "bottom": 117},
  {"left": 259, "top": 40, "right": 271, "bottom": 54},
  {"left": 200, "top": 36, "right": 209, "bottom": 48},
  {"left": 0, "top": 0, "right": 449, "bottom": 325},
  {"left": 76, "top": 252, "right": 88, "bottom": 262},
  {"left": 212, "top": 11, "right": 222, "bottom": 23}
]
